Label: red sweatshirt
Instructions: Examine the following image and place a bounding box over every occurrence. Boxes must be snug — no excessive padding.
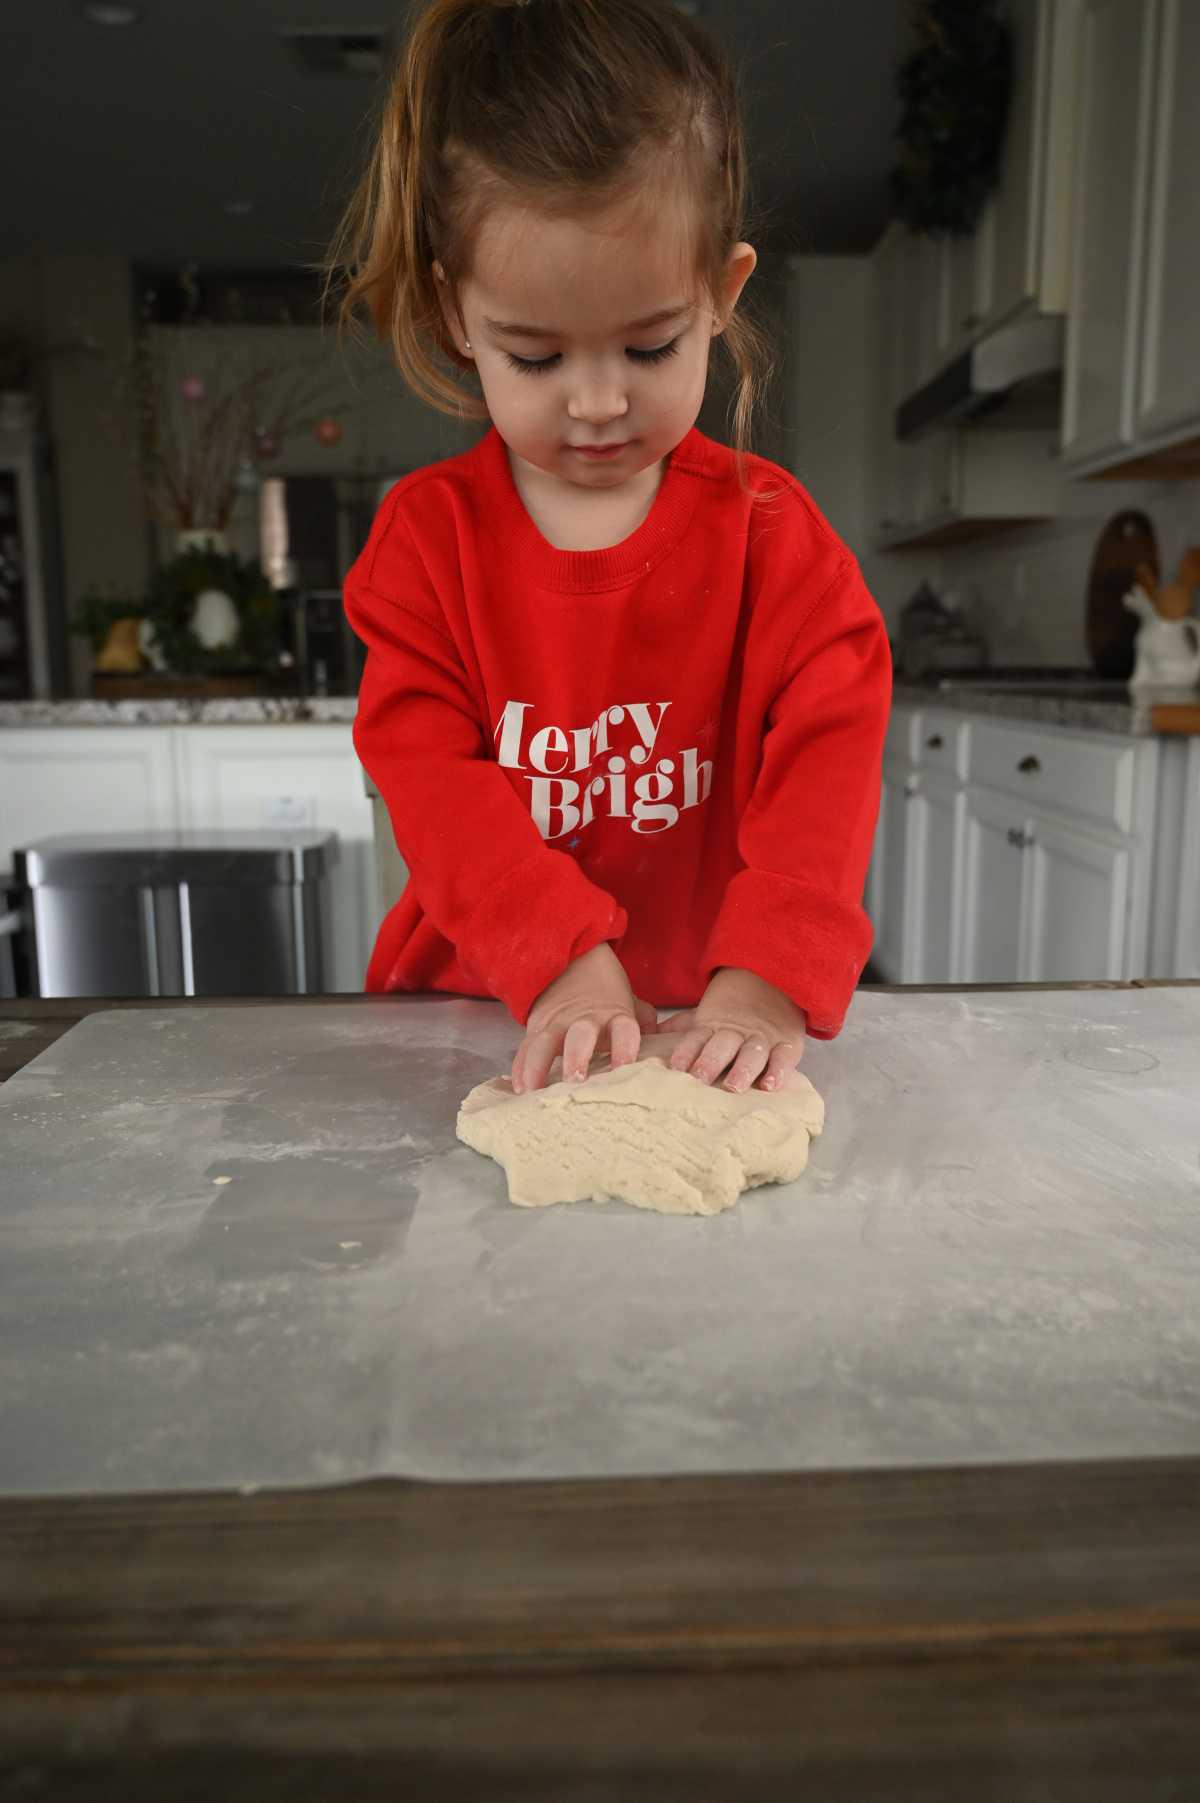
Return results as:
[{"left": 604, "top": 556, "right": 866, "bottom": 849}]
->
[{"left": 344, "top": 421, "right": 891, "bottom": 1038}]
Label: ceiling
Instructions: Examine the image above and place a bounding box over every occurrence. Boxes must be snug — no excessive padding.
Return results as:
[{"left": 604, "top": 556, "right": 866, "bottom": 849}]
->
[{"left": 1, "top": 0, "right": 909, "bottom": 273}]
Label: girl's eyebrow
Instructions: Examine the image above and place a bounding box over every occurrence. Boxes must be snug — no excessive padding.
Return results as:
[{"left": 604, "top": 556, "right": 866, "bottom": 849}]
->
[{"left": 481, "top": 304, "right": 692, "bottom": 340}]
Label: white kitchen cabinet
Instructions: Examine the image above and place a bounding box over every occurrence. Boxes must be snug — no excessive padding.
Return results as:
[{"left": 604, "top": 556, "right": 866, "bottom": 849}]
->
[
  {"left": 873, "top": 709, "right": 1164, "bottom": 985},
  {"left": 1064, "top": 0, "right": 1200, "bottom": 474},
  {"left": 1024, "top": 814, "right": 1132, "bottom": 978},
  {"left": 868, "top": 707, "right": 970, "bottom": 984},
  {"left": 960, "top": 784, "right": 1027, "bottom": 982},
  {"left": 986, "top": 0, "right": 1083, "bottom": 329},
  {"left": 1172, "top": 739, "right": 1200, "bottom": 979},
  {"left": 1061, "top": 0, "right": 1156, "bottom": 467},
  {"left": 876, "top": 426, "right": 1064, "bottom": 551},
  {"left": 0, "top": 727, "right": 178, "bottom": 871},
  {"left": 1135, "top": 0, "right": 1200, "bottom": 445},
  {"left": 909, "top": 767, "right": 963, "bottom": 982},
  {"left": 873, "top": 761, "right": 916, "bottom": 982}
]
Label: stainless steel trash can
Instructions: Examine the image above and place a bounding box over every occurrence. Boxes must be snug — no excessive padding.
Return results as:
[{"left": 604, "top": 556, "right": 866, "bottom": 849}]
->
[{"left": 14, "top": 830, "right": 338, "bottom": 998}]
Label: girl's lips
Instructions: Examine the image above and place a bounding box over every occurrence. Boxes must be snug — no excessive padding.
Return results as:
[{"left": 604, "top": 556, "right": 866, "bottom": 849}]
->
[{"left": 573, "top": 442, "right": 628, "bottom": 458}]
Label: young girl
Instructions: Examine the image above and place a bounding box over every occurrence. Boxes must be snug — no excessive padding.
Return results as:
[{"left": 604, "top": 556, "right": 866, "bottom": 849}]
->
[{"left": 326, "top": 0, "right": 891, "bottom": 1097}]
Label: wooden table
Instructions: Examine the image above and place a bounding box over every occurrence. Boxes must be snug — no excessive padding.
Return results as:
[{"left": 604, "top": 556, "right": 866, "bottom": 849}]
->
[{"left": 3, "top": 988, "right": 1199, "bottom": 1799}]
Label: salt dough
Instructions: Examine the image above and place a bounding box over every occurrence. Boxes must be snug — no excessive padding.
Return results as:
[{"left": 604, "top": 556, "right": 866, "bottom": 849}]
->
[{"left": 457, "top": 1036, "right": 824, "bottom": 1216}]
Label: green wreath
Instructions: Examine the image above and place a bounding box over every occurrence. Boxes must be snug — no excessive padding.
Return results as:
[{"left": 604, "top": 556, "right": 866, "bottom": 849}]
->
[
  {"left": 890, "top": 0, "right": 1013, "bottom": 237},
  {"left": 143, "top": 547, "right": 282, "bottom": 677}
]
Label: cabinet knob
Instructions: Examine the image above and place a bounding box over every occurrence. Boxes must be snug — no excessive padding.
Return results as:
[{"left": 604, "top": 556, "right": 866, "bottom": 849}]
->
[
  {"left": 904, "top": 777, "right": 919, "bottom": 799},
  {"left": 1017, "top": 754, "right": 1041, "bottom": 774},
  {"left": 927, "top": 734, "right": 944, "bottom": 750}
]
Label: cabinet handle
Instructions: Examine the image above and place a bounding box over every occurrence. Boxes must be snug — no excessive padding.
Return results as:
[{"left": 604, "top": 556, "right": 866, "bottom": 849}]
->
[
  {"left": 1006, "top": 827, "right": 1022, "bottom": 848},
  {"left": 926, "top": 734, "right": 944, "bottom": 750},
  {"left": 1017, "top": 755, "right": 1041, "bottom": 774},
  {"left": 904, "top": 777, "right": 919, "bottom": 800}
]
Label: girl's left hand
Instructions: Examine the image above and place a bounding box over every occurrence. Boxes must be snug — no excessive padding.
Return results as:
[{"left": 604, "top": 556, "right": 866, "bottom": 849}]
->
[{"left": 659, "top": 967, "right": 806, "bottom": 1094}]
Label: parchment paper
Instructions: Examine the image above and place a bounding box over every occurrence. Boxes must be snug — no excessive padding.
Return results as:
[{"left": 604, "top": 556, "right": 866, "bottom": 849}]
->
[{"left": 2, "top": 988, "right": 1198, "bottom": 1495}]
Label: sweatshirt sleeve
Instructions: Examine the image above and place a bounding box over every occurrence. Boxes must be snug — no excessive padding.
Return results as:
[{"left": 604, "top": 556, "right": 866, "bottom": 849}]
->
[
  {"left": 702, "top": 549, "right": 891, "bottom": 1039},
  {"left": 346, "top": 504, "right": 627, "bottom": 1022}
]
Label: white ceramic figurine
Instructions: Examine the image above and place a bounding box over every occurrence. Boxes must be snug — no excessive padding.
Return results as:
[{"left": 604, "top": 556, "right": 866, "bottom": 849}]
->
[{"left": 1124, "top": 550, "right": 1200, "bottom": 692}]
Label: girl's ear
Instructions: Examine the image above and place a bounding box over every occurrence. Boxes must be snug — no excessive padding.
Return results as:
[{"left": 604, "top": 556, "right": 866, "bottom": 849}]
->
[
  {"left": 432, "top": 260, "right": 471, "bottom": 356},
  {"left": 712, "top": 241, "right": 757, "bottom": 337}
]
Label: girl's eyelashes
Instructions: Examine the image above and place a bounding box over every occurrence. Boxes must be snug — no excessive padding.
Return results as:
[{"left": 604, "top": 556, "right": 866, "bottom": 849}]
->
[{"left": 502, "top": 337, "right": 683, "bottom": 377}]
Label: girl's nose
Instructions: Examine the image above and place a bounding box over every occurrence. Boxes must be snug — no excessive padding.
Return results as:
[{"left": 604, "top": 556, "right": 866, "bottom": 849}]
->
[{"left": 566, "top": 368, "right": 630, "bottom": 425}]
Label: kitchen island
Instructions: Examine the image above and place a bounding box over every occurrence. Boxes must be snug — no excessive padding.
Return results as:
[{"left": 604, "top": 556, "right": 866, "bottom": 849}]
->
[{"left": 3, "top": 982, "right": 1198, "bottom": 1797}]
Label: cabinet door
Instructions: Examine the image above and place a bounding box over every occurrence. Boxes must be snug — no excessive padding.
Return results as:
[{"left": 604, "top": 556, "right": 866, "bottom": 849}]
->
[
  {"left": 874, "top": 766, "right": 916, "bottom": 982},
  {"left": 1024, "top": 815, "right": 1131, "bottom": 980},
  {"left": 1061, "top": 0, "right": 1156, "bottom": 466},
  {"left": 1136, "top": 0, "right": 1200, "bottom": 442},
  {"left": 988, "top": 0, "right": 1084, "bottom": 327},
  {"left": 960, "top": 786, "right": 1026, "bottom": 982},
  {"left": 0, "top": 727, "right": 177, "bottom": 870},
  {"left": 909, "top": 771, "right": 962, "bottom": 982}
]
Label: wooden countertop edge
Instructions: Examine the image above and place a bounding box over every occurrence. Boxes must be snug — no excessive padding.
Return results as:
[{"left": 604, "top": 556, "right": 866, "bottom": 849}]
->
[{"left": 2, "top": 1457, "right": 1199, "bottom": 1683}]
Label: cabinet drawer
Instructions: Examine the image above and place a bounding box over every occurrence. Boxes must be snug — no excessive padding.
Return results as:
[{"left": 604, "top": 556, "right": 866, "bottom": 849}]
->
[
  {"left": 913, "top": 710, "right": 969, "bottom": 780},
  {"left": 966, "top": 719, "right": 1140, "bottom": 835}
]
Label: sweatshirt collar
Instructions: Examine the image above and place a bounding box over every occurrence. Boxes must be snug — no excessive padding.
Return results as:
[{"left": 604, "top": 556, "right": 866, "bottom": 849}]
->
[{"left": 475, "top": 423, "right": 710, "bottom": 594}]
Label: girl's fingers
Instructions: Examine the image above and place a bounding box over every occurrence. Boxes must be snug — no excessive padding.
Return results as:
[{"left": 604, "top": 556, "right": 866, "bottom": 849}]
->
[
  {"left": 722, "top": 1036, "right": 771, "bottom": 1094},
  {"left": 562, "top": 1016, "right": 601, "bottom": 1084},
  {"left": 608, "top": 1011, "right": 641, "bottom": 1070},
  {"left": 519, "top": 1029, "right": 563, "bottom": 1094},
  {"left": 690, "top": 1027, "right": 747, "bottom": 1087},
  {"left": 657, "top": 1009, "right": 695, "bottom": 1037},
  {"left": 667, "top": 1026, "right": 712, "bottom": 1075},
  {"left": 757, "top": 1038, "right": 805, "bottom": 1092}
]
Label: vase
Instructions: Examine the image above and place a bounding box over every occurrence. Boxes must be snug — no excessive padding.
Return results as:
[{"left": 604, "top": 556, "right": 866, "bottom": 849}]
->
[{"left": 175, "top": 527, "right": 229, "bottom": 556}]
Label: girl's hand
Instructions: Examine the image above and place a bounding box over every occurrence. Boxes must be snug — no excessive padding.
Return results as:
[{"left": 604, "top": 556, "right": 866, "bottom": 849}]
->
[
  {"left": 512, "top": 944, "right": 655, "bottom": 1094},
  {"left": 659, "top": 967, "right": 806, "bottom": 1094}
]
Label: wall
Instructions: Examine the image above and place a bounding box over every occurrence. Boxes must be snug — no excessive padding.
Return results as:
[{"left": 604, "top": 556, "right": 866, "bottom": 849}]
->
[
  {"left": 937, "top": 475, "right": 1200, "bottom": 669},
  {"left": 778, "top": 254, "right": 941, "bottom": 631}
]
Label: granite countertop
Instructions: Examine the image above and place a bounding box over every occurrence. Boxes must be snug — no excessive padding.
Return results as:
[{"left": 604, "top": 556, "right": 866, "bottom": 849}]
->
[
  {"left": 890, "top": 680, "right": 1200, "bottom": 738},
  {"left": 0, "top": 698, "right": 359, "bottom": 727}
]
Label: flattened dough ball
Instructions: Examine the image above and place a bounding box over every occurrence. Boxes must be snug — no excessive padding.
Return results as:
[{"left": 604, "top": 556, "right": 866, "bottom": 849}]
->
[{"left": 457, "top": 1037, "right": 824, "bottom": 1216}]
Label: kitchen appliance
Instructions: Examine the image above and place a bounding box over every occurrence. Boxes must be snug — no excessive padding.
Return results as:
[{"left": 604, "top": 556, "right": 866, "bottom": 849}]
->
[
  {"left": 896, "top": 313, "right": 1065, "bottom": 442},
  {"left": 895, "top": 581, "right": 989, "bottom": 680}
]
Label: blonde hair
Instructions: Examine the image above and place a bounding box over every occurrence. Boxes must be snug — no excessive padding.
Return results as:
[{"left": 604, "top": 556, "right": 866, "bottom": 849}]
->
[{"left": 322, "top": 0, "right": 781, "bottom": 497}]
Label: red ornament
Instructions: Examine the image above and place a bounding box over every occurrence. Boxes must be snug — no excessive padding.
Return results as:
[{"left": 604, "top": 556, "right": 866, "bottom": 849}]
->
[
  {"left": 180, "top": 375, "right": 206, "bottom": 402},
  {"left": 314, "top": 417, "right": 343, "bottom": 448}
]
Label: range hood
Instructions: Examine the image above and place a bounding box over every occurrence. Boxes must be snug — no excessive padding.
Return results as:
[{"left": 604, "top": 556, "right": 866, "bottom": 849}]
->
[{"left": 896, "top": 313, "right": 1065, "bottom": 442}]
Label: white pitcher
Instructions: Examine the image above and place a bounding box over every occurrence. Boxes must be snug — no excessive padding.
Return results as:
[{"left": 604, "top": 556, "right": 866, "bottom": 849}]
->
[{"left": 1124, "top": 585, "right": 1200, "bottom": 691}]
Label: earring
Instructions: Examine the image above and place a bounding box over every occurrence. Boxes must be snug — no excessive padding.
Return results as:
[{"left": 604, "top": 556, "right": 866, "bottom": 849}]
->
[{"left": 464, "top": 340, "right": 471, "bottom": 351}]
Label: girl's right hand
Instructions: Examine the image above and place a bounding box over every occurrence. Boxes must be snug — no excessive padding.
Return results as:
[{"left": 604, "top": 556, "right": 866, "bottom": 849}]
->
[{"left": 512, "top": 944, "right": 653, "bottom": 1094}]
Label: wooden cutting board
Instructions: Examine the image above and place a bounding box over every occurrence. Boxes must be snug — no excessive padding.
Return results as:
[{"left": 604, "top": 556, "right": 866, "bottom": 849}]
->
[{"left": 1086, "top": 509, "right": 1159, "bottom": 678}]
